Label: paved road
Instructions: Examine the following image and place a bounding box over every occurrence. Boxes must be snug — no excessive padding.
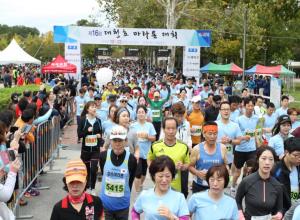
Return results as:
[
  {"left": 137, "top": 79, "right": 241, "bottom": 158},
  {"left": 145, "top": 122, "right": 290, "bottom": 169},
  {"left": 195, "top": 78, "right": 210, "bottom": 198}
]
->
[{"left": 17, "top": 123, "right": 155, "bottom": 220}]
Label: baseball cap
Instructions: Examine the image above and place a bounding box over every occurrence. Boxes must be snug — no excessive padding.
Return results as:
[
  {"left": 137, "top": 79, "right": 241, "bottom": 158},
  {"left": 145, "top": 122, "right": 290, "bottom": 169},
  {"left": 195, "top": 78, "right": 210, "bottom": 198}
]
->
[
  {"left": 110, "top": 125, "right": 127, "bottom": 140},
  {"left": 64, "top": 159, "right": 87, "bottom": 184},
  {"left": 191, "top": 96, "right": 201, "bottom": 103},
  {"left": 119, "top": 95, "right": 128, "bottom": 101},
  {"left": 278, "top": 115, "right": 291, "bottom": 125}
]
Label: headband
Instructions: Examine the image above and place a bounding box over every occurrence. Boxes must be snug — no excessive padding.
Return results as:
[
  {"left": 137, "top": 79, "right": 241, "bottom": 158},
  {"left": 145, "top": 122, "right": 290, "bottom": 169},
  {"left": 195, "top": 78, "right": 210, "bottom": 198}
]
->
[
  {"left": 117, "top": 107, "right": 129, "bottom": 118},
  {"left": 203, "top": 124, "right": 218, "bottom": 133}
]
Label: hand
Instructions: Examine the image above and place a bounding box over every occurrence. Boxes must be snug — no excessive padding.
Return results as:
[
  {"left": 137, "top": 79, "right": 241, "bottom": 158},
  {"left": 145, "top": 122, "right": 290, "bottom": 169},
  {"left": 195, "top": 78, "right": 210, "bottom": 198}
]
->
[
  {"left": 197, "top": 169, "right": 207, "bottom": 180},
  {"left": 190, "top": 127, "right": 196, "bottom": 132},
  {"left": 88, "top": 127, "right": 93, "bottom": 132},
  {"left": 271, "top": 212, "right": 282, "bottom": 220},
  {"left": 243, "top": 135, "right": 251, "bottom": 141},
  {"left": 221, "top": 136, "right": 230, "bottom": 144},
  {"left": 175, "top": 161, "right": 184, "bottom": 170},
  {"left": 13, "top": 128, "right": 23, "bottom": 140},
  {"left": 10, "top": 158, "right": 21, "bottom": 174},
  {"left": 96, "top": 134, "right": 101, "bottom": 138},
  {"left": 157, "top": 206, "right": 174, "bottom": 220}
]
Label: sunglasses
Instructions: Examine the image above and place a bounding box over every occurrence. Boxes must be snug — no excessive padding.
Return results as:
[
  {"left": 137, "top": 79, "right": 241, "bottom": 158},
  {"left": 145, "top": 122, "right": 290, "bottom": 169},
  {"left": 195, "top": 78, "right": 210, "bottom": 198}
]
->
[{"left": 120, "top": 100, "right": 128, "bottom": 103}]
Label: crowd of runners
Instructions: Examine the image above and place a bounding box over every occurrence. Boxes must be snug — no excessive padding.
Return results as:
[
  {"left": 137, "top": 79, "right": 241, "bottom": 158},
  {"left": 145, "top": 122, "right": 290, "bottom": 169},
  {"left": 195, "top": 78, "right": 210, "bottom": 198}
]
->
[{"left": 1, "top": 59, "right": 300, "bottom": 220}]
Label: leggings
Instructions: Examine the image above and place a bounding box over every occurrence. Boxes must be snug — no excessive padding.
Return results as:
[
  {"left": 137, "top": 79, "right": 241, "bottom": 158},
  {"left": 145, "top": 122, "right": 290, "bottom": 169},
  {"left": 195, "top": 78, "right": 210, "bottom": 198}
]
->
[
  {"left": 152, "top": 121, "right": 162, "bottom": 141},
  {"left": 80, "top": 148, "right": 100, "bottom": 189}
]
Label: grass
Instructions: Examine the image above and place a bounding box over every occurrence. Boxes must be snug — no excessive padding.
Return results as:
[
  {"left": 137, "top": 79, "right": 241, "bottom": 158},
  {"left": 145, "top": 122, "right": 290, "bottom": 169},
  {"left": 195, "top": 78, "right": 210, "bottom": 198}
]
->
[
  {"left": 0, "top": 84, "right": 45, "bottom": 109},
  {"left": 284, "top": 82, "right": 300, "bottom": 109}
]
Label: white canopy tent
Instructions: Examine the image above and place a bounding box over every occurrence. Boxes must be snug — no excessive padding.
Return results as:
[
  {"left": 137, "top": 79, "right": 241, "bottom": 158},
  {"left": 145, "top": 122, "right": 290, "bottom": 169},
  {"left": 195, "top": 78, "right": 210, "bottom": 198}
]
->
[{"left": 0, "top": 39, "right": 41, "bottom": 65}]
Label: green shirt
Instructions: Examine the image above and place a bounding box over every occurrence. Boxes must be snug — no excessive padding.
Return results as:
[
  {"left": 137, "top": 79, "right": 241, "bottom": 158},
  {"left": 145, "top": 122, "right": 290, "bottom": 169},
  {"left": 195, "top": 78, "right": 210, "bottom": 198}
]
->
[
  {"left": 147, "top": 139, "right": 190, "bottom": 192},
  {"left": 145, "top": 88, "right": 170, "bottom": 122}
]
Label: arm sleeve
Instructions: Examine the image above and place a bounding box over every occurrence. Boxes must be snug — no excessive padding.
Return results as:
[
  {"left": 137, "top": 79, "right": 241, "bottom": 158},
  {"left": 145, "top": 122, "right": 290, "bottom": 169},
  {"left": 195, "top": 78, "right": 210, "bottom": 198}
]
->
[
  {"left": 0, "top": 171, "right": 17, "bottom": 202},
  {"left": 33, "top": 109, "right": 53, "bottom": 125},
  {"left": 235, "top": 179, "right": 247, "bottom": 210},
  {"left": 145, "top": 89, "right": 153, "bottom": 106},
  {"left": 275, "top": 185, "right": 283, "bottom": 214},
  {"left": 147, "top": 145, "right": 155, "bottom": 161},
  {"left": 128, "top": 154, "right": 137, "bottom": 190},
  {"left": 99, "top": 151, "right": 107, "bottom": 173}
]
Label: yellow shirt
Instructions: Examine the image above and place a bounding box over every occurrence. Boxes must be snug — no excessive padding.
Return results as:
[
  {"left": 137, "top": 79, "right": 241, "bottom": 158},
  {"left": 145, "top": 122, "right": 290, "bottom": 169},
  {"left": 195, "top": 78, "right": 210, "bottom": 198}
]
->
[
  {"left": 147, "top": 139, "right": 190, "bottom": 192},
  {"left": 102, "top": 90, "right": 117, "bottom": 101}
]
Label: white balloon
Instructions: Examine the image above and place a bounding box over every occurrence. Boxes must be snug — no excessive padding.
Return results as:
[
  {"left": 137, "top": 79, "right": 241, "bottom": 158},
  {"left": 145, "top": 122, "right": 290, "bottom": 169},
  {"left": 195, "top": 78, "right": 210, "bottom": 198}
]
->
[{"left": 96, "top": 67, "right": 113, "bottom": 87}]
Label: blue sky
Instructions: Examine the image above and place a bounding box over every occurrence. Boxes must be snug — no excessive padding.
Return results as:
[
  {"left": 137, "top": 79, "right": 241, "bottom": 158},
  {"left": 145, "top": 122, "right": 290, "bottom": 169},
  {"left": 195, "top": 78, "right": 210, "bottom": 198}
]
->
[{"left": 0, "top": 0, "right": 107, "bottom": 33}]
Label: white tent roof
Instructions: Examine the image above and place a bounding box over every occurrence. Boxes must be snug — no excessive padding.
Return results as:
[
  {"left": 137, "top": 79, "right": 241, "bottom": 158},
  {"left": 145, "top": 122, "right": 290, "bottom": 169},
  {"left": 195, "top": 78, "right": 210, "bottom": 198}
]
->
[{"left": 0, "top": 39, "right": 41, "bottom": 65}]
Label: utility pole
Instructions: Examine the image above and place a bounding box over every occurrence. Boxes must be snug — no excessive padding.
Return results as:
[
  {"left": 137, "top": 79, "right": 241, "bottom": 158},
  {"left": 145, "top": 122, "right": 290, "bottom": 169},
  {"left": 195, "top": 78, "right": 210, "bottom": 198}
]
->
[{"left": 242, "top": 7, "right": 248, "bottom": 84}]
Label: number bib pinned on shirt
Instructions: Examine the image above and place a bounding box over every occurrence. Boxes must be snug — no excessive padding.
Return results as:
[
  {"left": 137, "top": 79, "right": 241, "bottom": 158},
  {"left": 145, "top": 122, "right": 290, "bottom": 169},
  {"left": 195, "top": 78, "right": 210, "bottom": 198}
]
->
[
  {"left": 85, "top": 135, "right": 98, "bottom": 147},
  {"left": 291, "top": 185, "right": 299, "bottom": 203},
  {"left": 251, "top": 214, "right": 272, "bottom": 220},
  {"left": 152, "top": 110, "right": 160, "bottom": 118},
  {"left": 79, "top": 104, "right": 84, "bottom": 111},
  {"left": 191, "top": 125, "right": 202, "bottom": 136},
  {"left": 104, "top": 177, "right": 125, "bottom": 197},
  {"left": 226, "top": 144, "right": 233, "bottom": 154}
]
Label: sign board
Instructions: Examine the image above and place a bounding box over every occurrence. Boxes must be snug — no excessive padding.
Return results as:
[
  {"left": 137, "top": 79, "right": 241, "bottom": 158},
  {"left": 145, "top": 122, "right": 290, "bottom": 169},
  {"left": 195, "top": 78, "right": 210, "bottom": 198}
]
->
[
  {"left": 270, "top": 77, "right": 282, "bottom": 108},
  {"left": 54, "top": 26, "right": 211, "bottom": 47},
  {"left": 64, "top": 43, "right": 81, "bottom": 81},
  {"left": 156, "top": 49, "right": 171, "bottom": 57},
  {"left": 125, "top": 48, "right": 140, "bottom": 57},
  {"left": 182, "top": 46, "right": 201, "bottom": 77},
  {"left": 95, "top": 48, "right": 112, "bottom": 57}
]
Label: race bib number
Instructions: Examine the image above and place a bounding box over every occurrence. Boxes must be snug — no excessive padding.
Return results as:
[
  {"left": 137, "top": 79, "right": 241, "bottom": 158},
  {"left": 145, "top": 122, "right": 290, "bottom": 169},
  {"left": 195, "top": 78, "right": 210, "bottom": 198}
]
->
[
  {"left": 245, "top": 130, "right": 255, "bottom": 137},
  {"left": 104, "top": 177, "right": 125, "bottom": 197},
  {"left": 226, "top": 144, "right": 233, "bottom": 154},
  {"left": 251, "top": 214, "right": 272, "bottom": 220},
  {"left": 85, "top": 135, "right": 98, "bottom": 147},
  {"left": 291, "top": 185, "right": 299, "bottom": 202},
  {"left": 79, "top": 104, "right": 84, "bottom": 111},
  {"left": 191, "top": 125, "right": 202, "bottom": 136},
  {"left": 152, "top": 110, "right": 160, "bottom": 118}
]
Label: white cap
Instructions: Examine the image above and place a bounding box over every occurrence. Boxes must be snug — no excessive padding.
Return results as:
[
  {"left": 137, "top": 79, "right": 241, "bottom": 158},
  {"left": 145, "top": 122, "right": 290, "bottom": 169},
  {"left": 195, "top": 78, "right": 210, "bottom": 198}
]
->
[
  {"left": 191, "top": 96, "right": 201, "bottom": 103},
  {"left": 110, "top": 126, "right": 127, "bottom": 140},
  {"left": 119, "top": 95, "right": 128, "bottom": 101}
]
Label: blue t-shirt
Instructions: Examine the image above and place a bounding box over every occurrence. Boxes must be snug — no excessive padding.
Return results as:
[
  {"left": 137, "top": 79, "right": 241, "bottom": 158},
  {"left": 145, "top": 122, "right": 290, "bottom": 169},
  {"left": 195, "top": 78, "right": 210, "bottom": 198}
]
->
[
  {"left": 160, "top": 89, "right": 169, "bottom": 100},
  {"left": 275, "top": 107, "right": 288, "bottom": 118},
  {"left": 188, "top": 190, "right": 238, "bottom": 220},
  {"left": 235, "top": 114, "right": 259, "bottom": 152},
  {"left": 292, "top": 202, "right": 300, "bottom": 220},
  {"left": 74, "top": 96, "right": 85, "bottom": 116},
  {"left": 263, "top": 113, "right": 277, "bottom": 141},
  {"left": 130, "top": 122, "right": 156, "bottom": 159},
  {"left": 96, "top": 107, "right": 108, "bottom": 122},
  {"left": 269, "top": 133, "right": 293, "bottom": 158},
  {"left": 216, "top": 120, "right": 242, "bottom": 164},
  {"left": 134, "top": 188, "right": 189, "bottom": 220},
  {"left": 102, "top": 120, "right": 116, "bottom": 137},
  {"left": 200, "top": 90, "right": 209, "bottom": 100},
  {"left": 292, "top": 121, "right": 300, "bottom": 130}
]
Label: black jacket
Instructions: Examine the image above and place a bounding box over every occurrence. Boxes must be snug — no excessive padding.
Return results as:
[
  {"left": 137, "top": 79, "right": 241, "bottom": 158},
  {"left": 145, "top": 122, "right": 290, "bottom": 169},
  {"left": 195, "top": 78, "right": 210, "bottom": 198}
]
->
[
  {"left": 273, "top": 158, "right": 300, "bottom": 213},
  {"left": 77, "top": 116, "right": 103, "bottom": 150}
]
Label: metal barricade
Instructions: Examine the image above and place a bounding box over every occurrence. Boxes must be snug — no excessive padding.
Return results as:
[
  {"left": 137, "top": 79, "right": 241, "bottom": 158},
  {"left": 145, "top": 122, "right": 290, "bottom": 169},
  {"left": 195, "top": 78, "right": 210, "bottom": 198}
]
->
[
  {"left": 65, "top": 96, "right": 75, "bottom": 126},
  {"left": 13, "top": 116, "right": 62, "bottom": 219}
]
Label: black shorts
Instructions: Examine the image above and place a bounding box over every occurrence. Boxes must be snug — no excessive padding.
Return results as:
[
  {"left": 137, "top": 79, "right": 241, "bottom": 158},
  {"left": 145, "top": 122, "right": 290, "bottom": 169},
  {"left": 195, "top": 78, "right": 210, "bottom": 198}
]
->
[
  {"left": 135, "top": 158, "right": 148, "bottom": 178},
  {"left": 233, "top": 150, "right": 257, "bottom": 169}
]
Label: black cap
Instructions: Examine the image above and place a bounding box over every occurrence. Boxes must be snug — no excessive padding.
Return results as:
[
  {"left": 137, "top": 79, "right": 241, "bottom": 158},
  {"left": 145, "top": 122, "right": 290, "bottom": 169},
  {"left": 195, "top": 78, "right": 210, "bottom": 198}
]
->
[{"left": 278, "top": 115, "right": 291, "bottom": 125}]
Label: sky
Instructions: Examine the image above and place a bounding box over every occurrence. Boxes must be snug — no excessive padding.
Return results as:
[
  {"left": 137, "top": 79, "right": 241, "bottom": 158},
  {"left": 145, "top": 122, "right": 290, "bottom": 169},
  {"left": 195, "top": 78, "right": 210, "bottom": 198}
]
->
[{"left": 0, "top": 0, "right": 107, "bottom": 34}]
